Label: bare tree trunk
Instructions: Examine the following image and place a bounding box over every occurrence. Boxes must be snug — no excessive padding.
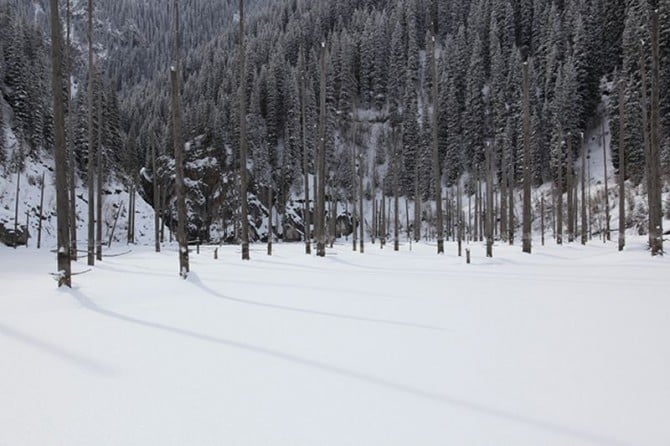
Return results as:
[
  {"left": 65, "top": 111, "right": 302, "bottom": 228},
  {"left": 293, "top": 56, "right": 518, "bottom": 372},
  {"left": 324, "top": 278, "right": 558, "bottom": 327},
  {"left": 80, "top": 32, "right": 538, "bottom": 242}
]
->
[
  {"left": 541, "top": 194, "right": 545, "bottom": 246},
  {"left": 581, "top": 132, "right": 587, "bottom": 245},
  {"left": 431, "top": 31, "right": 443, "bottom": 254},
  {"left": 486, "top": 141, "right": 494, "bottom": 257},
  {"left": 380, "top": 189, "right": 386, "bottom": 248},
  {"left": 267, "top": 186, "right": 272, "bottom": 256},
  {"left": 601, "top": 121, "right": 610, "bottom": 241},
  {"left": 457, "top": 180, "right": 462, "bottom": 256},
  {"left": 556, "top": 134, "right": 563, "bottom": 245},
  {"left": 239, "top": 0, "right": 250, "bottom": 260},
  {"left": 96, "top": 80, "right": 103, "bottom": 261},
  {"left": 351, "top": 142, "right": 357, "bottom": 252},
  {"left": 86, "top": 0, "right": 95, "bottom": 267},
  {"left": 567, "top": 134, "right": 574, "bottom": 243},
  {"left": 500, "top": 159, "right": 507, "bottom": 242},
  {"left": 13, "top": 169, "right": 20, "bottom": 237},
  {"left": 358, "top": 140, "right": 364, "bottom": 253},
  {"left": 300, "top": 68, "right": 310, "bottom": 255},
  {"left": 508, "top": 161, "right": 514, "bottom": 245},
  {"left": 152, "top": 144, "right": 160, "bottom": 252},
  {"left": 649, "top": 9, "right": 663, "bottom": 255},
  {"left": 393, "top": 135, "right": 399, "bottom": 252},
  {"left": 172, "top": 0, "right": 189, "bottom": 277},
  {"left": 50, "top": 0, "right": 72, "bottom": 286},
  {"left": 66, "top": 0, "right": 77, "bottom": 261},
  {"left": 414, "top": 162, "right": 420, "bottom": 242},
  {"left": 521, "top": 60, "right": 532, "bottom": 254},
  {"left": 618, "top": 79, "right": 626, "bottom": 252},
  {"left": 37, "top": 172, "right": 45, "bottom": 249},
  {"left": 316, "top": 41, "right": 327, "bottom": 257}
]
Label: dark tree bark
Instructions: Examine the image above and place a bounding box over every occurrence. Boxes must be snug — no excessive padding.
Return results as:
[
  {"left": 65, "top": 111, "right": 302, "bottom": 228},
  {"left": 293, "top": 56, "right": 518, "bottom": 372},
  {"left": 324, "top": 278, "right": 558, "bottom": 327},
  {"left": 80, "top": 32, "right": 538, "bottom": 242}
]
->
[
  {"left": 486, "top": 141, "right": 494, "bottom": 257},
  {"left": 581, "top": 133, "right": 588, "bottom": 245},
  {"left": 601, "top": 121, "right": 610, "bottom": 241},
  {"left": 239, "top": 0, "right": 250, "bottom": 260},
  {"left": 431, "top": 31, "right": 443, "bottom": 254},
  {"left": 522, "top": 60, "right": 532, "bottom": 254},
  {"left": 96, "top": 79, "right": 103, "bottom": 261},
  {"left": 567, "top": 134, "right": 574, "bottom": 243},
  {"left": 50, "top": 0, "right": 72, "bottom": 286},
  {"left": 300, "top": 62, "right": 311, "bottom": 255},
  {"left": 618, "top": 80, "right": 626, "bottom": 252},
  {"left": 37, "top": 172, "right": 45, "bottom": 249},
  {"left": 66, "top": 0, "right": 77, "bottom": 261},
  {"left": 556, "top": 134, "right": 564, "bottom": 246},
  {"left": 87, "top": 0, "right": 95, "bottom": 267},
  {"left": 152, "top": 143, "right": 161, "bottom": 252},
  {"left": 649, "top": 9, "right": 663, "bottom": 256},
  {"left": 316, "top": 42, "right": 327, "bottom": 257},
  {"left": 172, "top": 0, "right": 189, "bottom": 277}
]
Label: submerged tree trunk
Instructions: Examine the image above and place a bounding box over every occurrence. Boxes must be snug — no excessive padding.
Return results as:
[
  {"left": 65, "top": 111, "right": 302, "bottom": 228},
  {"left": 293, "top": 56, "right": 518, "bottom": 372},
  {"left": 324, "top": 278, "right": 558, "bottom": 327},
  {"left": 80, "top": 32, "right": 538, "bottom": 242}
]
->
[
  {"left": 316, "top": 41, "right": 327, "bottom": 257},
  {"left": 649, "top": 10, "right": 663, "bottom": 256},
  {"left": 86, "top": 0, "right": 95, "bottom": 267},
  {"left": 566, "top": 134, "right": 574, "bottom": 243},
  {"left": 521, "top": 60, "right": 532, "bottom": 254},
  {"left": 239, "top": 0, "right": 250, "bottom": 260},
  {"left": 50, "top": 0, "right": 72, "bottom": 286},
  {"left": 617, "top": 79, "right": 626, "bottom": 252},
  {"left": 172, "top": 0, "right": 189, "bottom": 277}
]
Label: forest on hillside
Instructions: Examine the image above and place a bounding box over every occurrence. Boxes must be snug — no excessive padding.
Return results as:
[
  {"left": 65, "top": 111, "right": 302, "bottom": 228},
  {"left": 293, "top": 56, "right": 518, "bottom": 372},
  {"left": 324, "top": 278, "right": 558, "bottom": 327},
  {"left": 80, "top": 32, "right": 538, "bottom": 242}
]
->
[{"left": 0, "top": 0, "right": 668, "bottom": 247}]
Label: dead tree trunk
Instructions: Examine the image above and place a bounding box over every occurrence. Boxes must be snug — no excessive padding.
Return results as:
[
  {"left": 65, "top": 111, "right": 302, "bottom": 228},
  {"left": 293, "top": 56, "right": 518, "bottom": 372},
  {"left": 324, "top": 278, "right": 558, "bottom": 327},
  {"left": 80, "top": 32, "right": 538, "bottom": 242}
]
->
[
  {"left": 96, "top": 80, "right": 103, "bottom": 261},
  {"left": 581, "top": 133, "right": 587, "bottom": 245},
  {"left": 566, "top": 133, "right": 574, "bottom": 243},
  {"left": 431, "top": 31, "right": 443, "bottom": 254},
  {"left": 601, "top": 121, "right": 610, "bottom": 241},
  {"left": 37, "top": 172, "right": 45, "bottom": 249},
  {"left": 618, "top": 79, "right": 626, "bottom": 252},
  {"left": 239, "top": 0, "right": 250, "bottom": 260},
  {"left": 486, "top": 141, "right": 494, "bottom": 257},
  {"left": 172, "top": 0, "right": 189, "bottom": 277},
  {"left": 316, "top": 41, "right": 327, "bottom": 257},
  {"left": 66, "top": 0, "right": 77, "bottom": 261},
  {"left": 86, "top": 0, "right": 95, "bottom": 267},
  {"left": 50, "top": 0, "right": 72, "bottom": 286},
  {"left": 152, "top": 144, "right": 161, "bottom": 252},
  {"left": 521, "top": 59, "right": 532, "bottom": 254},
  {"left": 649, "top": 9, "right": 663, "bottom": 255}
]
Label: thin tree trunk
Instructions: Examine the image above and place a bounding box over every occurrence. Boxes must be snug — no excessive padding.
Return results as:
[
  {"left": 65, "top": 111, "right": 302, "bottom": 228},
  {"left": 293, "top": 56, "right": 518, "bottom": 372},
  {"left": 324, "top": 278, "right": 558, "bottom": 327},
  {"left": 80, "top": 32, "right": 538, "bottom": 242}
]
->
[
  {"left": 66, "top": 0, "right": 77, "bottom": 261},
  {"left": 508, "top": 161, "right": 514, "bottom": 245},
  {"left": 239, "top": 0, "right": 250, "bottom": 260},
  {"left": 431, "top": 31, "right": 443, "bottom": 254},
  {"left": 601, "top": 120, "right": 610, "bottom": 241},
  {"left": 414, "top": 162, "right": 420, "bottom": 242},
  {"left": 37, "top": 172, "right": 45, "bottom": 249},
  {"left": 152, "top": 144, "right": 160, "bottom": 252},
  {"left": 351, "top": 142, "right": 357, "bottom": 252},
  {"left": 380, "top": 190, "right": 386, "bottom": 247},
  {"left": 521, "top": 59, "right": 532, "bottom": 254},
  {"left": 649, "top": 9, "right": 663, "bottom": 255},
  {"left": 567, "top": 134, "right": 574, "bottom": 243},
  {"left": 500, "top": 159, "right": 507, "bottom": 242},
  {"left": 86, "top": 0, "right": 95, "bottom": 267},
  {"left": 358, "top": 139, "right": 364, "bottom": 253},
  {"left": 541, "top": 194, "right": 545, "bottom": 246},
  {"left": 393, "top": 136, "right": 399, "bottom": 252},
  {"left": 556, "top": 134, "right": 563, "bottom": 245},
  {"left": 581, "top": 133, "right": 587, "bottom": 245},
  {"left": 300, "top": 68, "right": 310, "bottom": 255},
  {"left": 486, "top": 141, "right": 493, "bottom": 257},
  {"left": 267, "top": 185, "right": 272, "bottom": 256},
  {"left": 316, "top": 41, "right": 327, "bottom": 257},
  {"left": 172, "top": 0, "right": 189, "bottom": 277},
  {"left": 50, "top": 0, "right": 71, "bottom": 286},
  {"left": 96, "top": 79, "right": 103, "bottom": 261},
  {"left": 618, "top": 79, "right": 626, "bottom": 252},
  {"left": 457, "top": 180, "right": 462, "bottom": 256},
  {"left": 13, "top": 169, "right": 20, "bottom": 237}
]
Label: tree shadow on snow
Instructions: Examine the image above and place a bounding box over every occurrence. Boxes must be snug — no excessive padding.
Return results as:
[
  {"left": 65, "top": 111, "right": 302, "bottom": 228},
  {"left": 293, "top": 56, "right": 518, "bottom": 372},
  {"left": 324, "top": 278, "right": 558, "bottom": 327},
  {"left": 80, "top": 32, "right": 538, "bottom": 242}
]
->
[{"left": 68, "top": 287, "right": 630, "bottom": 446}]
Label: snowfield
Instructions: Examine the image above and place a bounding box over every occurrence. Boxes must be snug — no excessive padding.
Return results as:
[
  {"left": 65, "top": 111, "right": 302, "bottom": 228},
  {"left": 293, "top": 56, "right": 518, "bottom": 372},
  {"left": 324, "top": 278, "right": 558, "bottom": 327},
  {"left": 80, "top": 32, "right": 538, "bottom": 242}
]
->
[{"left": 1, "top": 239, "right": 669, "bottom": 446}]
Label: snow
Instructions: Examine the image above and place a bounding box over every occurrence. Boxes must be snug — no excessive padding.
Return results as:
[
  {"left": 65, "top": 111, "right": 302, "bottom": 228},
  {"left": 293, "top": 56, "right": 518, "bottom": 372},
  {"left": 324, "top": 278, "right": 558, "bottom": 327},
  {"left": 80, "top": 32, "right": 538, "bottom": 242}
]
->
[{"left": 1, "top": 239, "right": 669, "bottom": 446}]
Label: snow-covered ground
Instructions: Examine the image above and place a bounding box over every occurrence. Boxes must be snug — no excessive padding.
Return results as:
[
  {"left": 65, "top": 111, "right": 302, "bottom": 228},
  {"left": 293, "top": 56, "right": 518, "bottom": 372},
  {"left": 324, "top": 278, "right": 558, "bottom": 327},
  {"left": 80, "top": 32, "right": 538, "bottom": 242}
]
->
[{"left": 1, "top": 239, "right": 669, "bottom": 446}]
